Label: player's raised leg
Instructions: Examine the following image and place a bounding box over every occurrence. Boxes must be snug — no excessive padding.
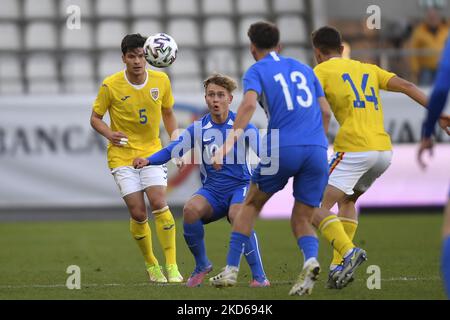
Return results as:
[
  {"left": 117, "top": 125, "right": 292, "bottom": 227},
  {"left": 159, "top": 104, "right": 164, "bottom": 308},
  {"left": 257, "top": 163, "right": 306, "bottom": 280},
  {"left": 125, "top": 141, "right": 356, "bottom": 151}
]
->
[
  {"left": 209, "top": 183, "right": 272, "bottom": 287},
  {"left": 183, "top": 194, "right": 214, "bottom": 287},
  {"left": 146, "top": 184, "right": 183, "bottom": 283}
]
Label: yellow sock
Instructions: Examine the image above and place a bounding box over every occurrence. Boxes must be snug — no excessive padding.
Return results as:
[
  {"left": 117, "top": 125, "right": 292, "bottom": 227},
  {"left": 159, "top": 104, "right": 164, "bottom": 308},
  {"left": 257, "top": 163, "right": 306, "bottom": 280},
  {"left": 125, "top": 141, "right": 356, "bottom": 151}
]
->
[
  {"left": 331, "top": 218, "right": 358, "bottom": 265},
  {"left": 130, "top": 218, "right": 159, "bottom": 266},
  {"left": 318, "top": 215, "right": 355, "bottom": 258},
  {"left": 153, "top": 206, "right": 177, "bottom": 265}
]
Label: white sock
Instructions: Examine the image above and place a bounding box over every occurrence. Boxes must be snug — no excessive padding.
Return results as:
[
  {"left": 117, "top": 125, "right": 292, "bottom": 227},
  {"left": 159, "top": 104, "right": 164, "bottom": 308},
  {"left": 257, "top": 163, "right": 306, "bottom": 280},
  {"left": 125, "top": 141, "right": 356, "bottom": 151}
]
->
[
  {"left": 225, "top": 265, "right": 239, "bottom": 272},
  {"left": 303, "top": 257, "right": 318, "bottom": 268}
]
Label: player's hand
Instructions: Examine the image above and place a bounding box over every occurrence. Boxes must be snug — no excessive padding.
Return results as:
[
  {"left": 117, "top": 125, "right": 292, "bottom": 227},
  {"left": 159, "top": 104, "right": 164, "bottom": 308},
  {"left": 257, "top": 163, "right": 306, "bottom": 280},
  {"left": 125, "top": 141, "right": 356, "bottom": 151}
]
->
[
  {"left": 109, "top": 131, "right": 128, "bottom": 147},
  {"left": 133, "top": 158, "right": 149, "bottom": 169},
  {"left": 438, "top": 114, "right": 450, "bottom": 136},
  {"left": 417, "top": 137, "right": 433, "bottom": 170}
]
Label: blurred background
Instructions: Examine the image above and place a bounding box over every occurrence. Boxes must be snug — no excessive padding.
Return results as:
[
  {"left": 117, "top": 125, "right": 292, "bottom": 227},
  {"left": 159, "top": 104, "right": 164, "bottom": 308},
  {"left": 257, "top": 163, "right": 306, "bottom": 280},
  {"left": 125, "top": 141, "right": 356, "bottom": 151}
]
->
[{"left": 0, "top": 0, "right": 449, "bottom": 220}]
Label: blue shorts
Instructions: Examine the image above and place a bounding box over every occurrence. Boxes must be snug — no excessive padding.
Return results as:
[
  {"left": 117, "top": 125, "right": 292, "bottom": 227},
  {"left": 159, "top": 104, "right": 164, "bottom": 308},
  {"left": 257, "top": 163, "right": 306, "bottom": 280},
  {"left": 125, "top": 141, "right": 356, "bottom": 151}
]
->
[
  {"left": 252, "top": 145, "right": 328, "bottom": 207},
  {"left": 194, "top": 183, "right": 249, "bottom": 224}
]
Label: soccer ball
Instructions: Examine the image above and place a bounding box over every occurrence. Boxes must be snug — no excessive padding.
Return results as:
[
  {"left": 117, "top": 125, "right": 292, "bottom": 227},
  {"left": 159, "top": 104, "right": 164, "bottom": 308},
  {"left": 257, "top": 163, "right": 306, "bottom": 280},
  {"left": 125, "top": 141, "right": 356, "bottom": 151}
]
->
[{"left": 143, "top": 33, "right": 178, "bottom": 68}]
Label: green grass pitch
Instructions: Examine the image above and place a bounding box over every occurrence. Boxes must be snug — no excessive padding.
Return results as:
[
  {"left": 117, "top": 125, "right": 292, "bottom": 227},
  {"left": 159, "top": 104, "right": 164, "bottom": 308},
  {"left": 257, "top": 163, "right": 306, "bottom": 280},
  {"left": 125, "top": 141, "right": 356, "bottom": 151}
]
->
[{"left": 0, "top": 213, "right": 446, "bottom": 299}]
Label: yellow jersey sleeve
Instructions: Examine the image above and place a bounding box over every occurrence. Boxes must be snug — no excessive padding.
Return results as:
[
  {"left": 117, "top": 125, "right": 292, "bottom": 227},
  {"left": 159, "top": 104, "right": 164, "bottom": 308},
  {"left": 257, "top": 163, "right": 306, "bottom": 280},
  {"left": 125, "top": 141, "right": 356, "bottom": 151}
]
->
[
  {"left": 162, "top": 75, "right": 175, "bottom": 109},
  {"left": 92, "top": 83, "right": 111, "bottom": 116},
  {"left": 371, "top": 64, "right": 396, "bottom": 90}
]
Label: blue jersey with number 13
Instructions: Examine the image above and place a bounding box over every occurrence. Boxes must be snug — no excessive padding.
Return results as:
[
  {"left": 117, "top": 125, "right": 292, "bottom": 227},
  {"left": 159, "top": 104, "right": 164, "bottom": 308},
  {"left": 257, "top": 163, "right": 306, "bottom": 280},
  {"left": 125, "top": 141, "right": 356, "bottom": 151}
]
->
[{"left": 243, "top": 51, "right": 328, "bottom": 149}]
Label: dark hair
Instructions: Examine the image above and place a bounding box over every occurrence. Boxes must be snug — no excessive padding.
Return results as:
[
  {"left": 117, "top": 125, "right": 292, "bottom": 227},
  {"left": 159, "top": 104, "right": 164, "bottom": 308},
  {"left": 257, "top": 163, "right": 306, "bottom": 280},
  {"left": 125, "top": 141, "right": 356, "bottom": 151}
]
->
[
  {"left": 247, "top": 21, "right": 280, "bottom": 49},
  {"left": 203, "top": 73, "right": 237, "bottom": 93},
  {"left": 311, "top": 26, "right": 343, "bottom": 54},
  {"left": 121, "top": 33, "right": 146, "bottom": 55}
]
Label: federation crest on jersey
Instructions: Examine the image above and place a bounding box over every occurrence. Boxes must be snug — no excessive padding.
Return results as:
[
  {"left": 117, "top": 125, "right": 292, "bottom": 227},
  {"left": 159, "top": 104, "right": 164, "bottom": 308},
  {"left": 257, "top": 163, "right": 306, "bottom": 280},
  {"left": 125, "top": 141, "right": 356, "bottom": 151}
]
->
[{"left": 150, "top": 88, "right": 159, "bottom": 101}]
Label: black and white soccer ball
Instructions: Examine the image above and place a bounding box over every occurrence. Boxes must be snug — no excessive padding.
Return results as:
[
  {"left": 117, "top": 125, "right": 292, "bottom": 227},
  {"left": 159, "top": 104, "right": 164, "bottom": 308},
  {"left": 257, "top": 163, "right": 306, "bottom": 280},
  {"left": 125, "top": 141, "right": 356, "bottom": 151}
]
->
[{"left": 143, "top": 33, "right": 178, "bottom": 68}]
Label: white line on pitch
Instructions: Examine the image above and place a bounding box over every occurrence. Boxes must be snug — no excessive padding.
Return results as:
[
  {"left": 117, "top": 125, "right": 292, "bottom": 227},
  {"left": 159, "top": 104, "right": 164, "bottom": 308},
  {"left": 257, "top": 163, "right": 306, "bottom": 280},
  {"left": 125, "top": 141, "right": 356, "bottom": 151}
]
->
[{"left": 0, "top": 277, "right": 441, "bottom": 290}]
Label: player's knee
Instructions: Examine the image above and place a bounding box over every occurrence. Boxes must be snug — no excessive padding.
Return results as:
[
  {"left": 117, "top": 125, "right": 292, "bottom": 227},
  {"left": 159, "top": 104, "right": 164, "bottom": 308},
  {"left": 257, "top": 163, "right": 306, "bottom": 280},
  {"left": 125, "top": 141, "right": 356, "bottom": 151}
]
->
[
  {"left": 297, "top": 213, "right": 313, "bottom": 224},
  {"left": 312, "top": 207, "right": 327, "bottom": 228},
  {"left": 245, "top": 195, "right": 264, "bottom": 211},
  {"left": 148, "top": 197, "right": 167, "bottom": 212},
  {"left": 311, "top": 213, "right": 322, "bottom": 228},
  {"left": 129, "top": 206, "right": 147, "bottom": 222},
  {"left": 146, "top": 187, "right": 167, "bottom": 209},
  {"left": 228, "top": 209, "right": 239, "bottom": 224},
  {"left": 183, "top": 203, "right": 201, "bottom": 224}
]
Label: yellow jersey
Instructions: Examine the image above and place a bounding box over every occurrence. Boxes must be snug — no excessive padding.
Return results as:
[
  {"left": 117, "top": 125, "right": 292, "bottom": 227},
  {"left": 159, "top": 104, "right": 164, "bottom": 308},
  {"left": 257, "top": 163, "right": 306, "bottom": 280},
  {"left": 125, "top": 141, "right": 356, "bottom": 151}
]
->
[
  {"left": 93, "top": 69, "right": 175, "bottom": 168},
  {"left": 314, "top": 58, "right": 396, "bottom": 152}
]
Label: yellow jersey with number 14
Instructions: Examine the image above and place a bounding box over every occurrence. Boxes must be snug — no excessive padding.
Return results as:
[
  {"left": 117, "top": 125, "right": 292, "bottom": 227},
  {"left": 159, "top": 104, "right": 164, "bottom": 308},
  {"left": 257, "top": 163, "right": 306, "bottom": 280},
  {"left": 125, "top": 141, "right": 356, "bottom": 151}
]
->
[
  {"left": 314, "top": 58, "right": 396, "bottom": 152},
  {"left": 93, "top": 69, "right": 175, "bottom": 169}
]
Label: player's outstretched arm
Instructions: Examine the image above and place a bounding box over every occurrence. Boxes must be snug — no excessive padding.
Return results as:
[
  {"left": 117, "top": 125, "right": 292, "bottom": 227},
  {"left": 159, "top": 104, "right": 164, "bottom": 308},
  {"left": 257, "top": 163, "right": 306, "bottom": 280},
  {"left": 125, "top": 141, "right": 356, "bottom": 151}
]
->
[
  {"left": 386, "top": 76, "right": 428, "bottom": 107},
  {"left": 133, "top": 146, "right": 173, "bottom": 168},
  {"left": 386, "top": 76, "right": 450, "bottom": 134},
  {"left": 90, "top": 111, "right": 128, "bottom": 147},
  {"left": 423, "top": 49, "right": 450, "bottom": 138},
  {"left": 233, "top": 91, "right": 258, "bottom": 133},
  {"left": 133, "top": 125, "right": 195, "bottom": 169}
]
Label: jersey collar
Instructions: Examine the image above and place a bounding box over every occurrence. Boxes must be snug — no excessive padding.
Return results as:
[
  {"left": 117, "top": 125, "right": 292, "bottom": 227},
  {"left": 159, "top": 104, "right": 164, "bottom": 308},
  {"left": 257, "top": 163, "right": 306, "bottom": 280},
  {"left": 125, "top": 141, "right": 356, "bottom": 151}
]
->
[
  {"left": 123, "top": 69, "right": 148, "bottom": 90},
  {"left": 209, "top": 110, "right": 232, "bottom": 126}
]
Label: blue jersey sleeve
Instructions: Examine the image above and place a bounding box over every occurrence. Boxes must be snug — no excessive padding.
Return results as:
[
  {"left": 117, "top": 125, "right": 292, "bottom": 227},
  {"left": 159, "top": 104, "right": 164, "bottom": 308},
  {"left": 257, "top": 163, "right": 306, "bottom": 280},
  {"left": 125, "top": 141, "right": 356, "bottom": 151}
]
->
[
  {"left": 147, "top": 124, "right": 195, "bottom": 165},
  {"left": 313, "top": 72, "right": 325, "bottom": 98},
  {"left": 423, "top": 39, "right": 450, "bottom": 138},
  {"left": 243, "top": 65, "right": 262, "bottom": 95}
]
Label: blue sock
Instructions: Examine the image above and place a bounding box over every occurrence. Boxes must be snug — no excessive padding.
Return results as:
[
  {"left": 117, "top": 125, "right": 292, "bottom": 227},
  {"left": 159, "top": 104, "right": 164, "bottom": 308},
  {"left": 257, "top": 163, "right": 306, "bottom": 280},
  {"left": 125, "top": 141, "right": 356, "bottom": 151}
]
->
[
  {"left": 442, "top": 236, "right": 450, "bottom": 298},
  {"left": 227, "top": 232, "right": 249, "bottom": 268},
  {"left": 183, "top": 220, "right": 210, "bottom": 269},
  {"left": 297, "top": 236, "right": 319, "bottom": 263},
  {"left": 244, "top": 230, "right": 266, "bottom": 281}
]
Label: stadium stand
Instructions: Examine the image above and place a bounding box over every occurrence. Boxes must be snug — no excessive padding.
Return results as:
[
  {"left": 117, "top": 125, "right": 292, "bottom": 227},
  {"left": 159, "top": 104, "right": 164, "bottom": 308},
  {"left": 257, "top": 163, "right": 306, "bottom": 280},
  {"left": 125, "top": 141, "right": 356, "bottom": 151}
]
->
[
  {"left": 24, "top": 0, "right": 56, "bottom": 18},
  {"left": 0, "top": 0, "right": 311, "bottom": 94},
  {"left": 202, "top": 0, "right": 233, "bottom": 15},
  {"left": 0, "top": 0, "right": 20, "bottom": 19},
  {"left": 130, "top": 0, "right": 162, "bottom": 17}
]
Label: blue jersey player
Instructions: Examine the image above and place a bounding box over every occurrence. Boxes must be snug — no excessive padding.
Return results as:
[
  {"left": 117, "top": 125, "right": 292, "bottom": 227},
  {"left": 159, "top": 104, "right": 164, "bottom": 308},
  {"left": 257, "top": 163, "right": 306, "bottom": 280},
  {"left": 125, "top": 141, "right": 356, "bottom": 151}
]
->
[
  {"left": 133, "top": 74, "right": 269, "bottom": 288},
  {"left": 209, "top": 21, "right": 367, "bottom": 295},
  {"left": 417, "top": 38, "right": 450, "bottom": 298}
]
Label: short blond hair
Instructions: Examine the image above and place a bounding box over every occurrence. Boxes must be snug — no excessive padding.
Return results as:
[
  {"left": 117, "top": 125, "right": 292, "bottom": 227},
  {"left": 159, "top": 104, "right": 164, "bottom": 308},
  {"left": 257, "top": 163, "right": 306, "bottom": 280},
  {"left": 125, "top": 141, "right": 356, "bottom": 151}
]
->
[{"left": 203, "top": 73, "right": 237, "bottom": 93}]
